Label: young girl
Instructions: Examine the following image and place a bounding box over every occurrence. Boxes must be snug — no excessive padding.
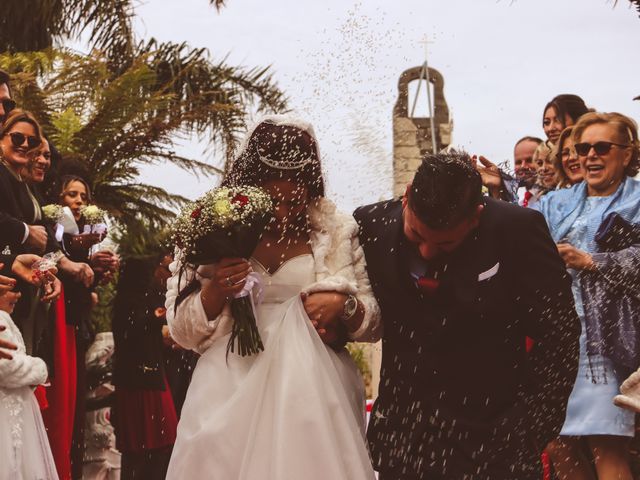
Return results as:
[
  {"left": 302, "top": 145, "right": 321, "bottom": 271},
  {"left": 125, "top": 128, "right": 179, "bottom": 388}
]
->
[
  {"left": 0, "top": 288, "right": 59, "bottom": 480},
  {"left": 165, "top": 115, "right": 381, "bottom": 479}
]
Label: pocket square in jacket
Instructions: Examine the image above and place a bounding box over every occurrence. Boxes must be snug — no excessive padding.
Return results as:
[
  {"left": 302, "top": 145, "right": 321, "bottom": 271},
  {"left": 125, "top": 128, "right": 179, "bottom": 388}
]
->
[{"left": 478, "top": 262, "right": 500, "bottom": 282}]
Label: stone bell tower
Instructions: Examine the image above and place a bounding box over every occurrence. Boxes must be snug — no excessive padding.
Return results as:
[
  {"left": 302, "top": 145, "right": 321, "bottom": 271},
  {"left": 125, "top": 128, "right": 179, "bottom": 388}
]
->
[
  {"left": 392, "top": 65, "right": 453, "bottom": 196},
  {"left": 367, "top": 64, "right": 453, "bottom": 401}
]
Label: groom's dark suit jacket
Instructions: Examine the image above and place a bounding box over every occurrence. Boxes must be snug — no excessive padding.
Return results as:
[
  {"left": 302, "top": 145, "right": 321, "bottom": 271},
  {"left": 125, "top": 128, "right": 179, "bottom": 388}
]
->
[{"left": 355, "top": 197, "right": 580, "bottom": 479}]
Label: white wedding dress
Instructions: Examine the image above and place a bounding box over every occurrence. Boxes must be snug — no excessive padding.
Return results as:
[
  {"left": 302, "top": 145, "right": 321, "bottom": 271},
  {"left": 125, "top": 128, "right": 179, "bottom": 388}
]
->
[{"left": 166, "top": 254, "right": 375, "bottom": 480}]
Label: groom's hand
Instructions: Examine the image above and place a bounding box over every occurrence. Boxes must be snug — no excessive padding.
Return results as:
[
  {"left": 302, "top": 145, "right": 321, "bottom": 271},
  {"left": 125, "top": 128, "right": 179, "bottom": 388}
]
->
[{"left": 301, "top": 291, "right": 347, "bottom": 345}]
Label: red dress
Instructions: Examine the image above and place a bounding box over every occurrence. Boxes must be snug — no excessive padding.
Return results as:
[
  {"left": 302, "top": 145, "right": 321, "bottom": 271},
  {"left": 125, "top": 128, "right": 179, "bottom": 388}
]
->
[
  {"left": 114, "top": 376, "right": 178, "bottom": 452},
  {"left": 42, "top": 287, "right": 77, "bottom": 480}
]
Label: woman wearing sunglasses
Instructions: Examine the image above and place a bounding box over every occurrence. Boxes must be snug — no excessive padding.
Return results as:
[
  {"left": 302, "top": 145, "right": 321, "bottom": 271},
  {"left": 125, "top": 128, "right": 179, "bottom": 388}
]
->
[
  {"left": 535, "top": 112, "right": 640, "bottom": 480},
  {"left": 0, "top": 110, "right": 49, "bottom": 255}
]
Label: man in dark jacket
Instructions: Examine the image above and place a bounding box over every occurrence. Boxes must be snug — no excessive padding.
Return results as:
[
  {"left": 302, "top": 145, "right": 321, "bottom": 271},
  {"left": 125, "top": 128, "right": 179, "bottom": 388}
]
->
[{"left": 355, "top": 151, "right": 580, "bottom": 479}]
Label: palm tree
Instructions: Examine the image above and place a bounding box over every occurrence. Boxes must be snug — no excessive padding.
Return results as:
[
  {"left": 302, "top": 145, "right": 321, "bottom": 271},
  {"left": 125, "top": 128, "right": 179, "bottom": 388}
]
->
[
  {"left": 0, "top": 47, "right": 286, "bottom": 229},
  {"left": 0, "top": 0, "right": 226, "bottom": 57}
]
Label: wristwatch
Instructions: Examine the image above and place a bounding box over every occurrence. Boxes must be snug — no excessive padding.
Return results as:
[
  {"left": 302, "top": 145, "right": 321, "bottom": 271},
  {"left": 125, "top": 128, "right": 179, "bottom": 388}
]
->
[{"left": 340, "top": 294, "right": 358, "bottom": 322}]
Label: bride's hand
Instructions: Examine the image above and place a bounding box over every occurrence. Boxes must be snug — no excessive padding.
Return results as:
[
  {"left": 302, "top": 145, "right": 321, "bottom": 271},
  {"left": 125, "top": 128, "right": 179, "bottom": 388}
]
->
[
  {"left": 301, "top": 291, "right": 347, "bottom": 344},
  {"left": 200, "top": 258, "right": 251, "bottom": 319},
  {"left": 202, "top": 258, "right": 251, "bottom": 298}
]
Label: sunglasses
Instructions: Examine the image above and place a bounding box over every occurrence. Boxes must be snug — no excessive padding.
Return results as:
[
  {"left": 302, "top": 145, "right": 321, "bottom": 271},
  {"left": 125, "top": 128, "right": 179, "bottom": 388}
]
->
[
  {"left": 8, "top": 131, "right": 41, "bottom": 150},
  {"left": 1, "top": 99, "right": 16, "bottom": 114},
  {"left": 574, "top": 141, "right": 630, "bottom": 157}
]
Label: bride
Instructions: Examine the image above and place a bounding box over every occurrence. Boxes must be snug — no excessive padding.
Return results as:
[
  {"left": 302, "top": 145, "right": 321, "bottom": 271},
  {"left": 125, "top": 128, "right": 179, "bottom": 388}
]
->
[{"left": 165, "top": 115, "right": 381, "bottom": 479}]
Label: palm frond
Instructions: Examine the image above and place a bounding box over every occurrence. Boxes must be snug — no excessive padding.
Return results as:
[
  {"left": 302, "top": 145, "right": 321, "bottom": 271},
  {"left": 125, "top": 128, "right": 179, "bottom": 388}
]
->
[
  {"left": 68, "top": 0, "right": 135, "bottom": 71},
  {"left": 95, "top": 182, "right": 185, "bottom": 223},
  {"left": 209, "top": 0, "right": 227, "bottom": 11},
  {"left": 1, "top": 23, "right": 287, "bottom": 229},
  {"left": 614, "top": 0, "right": 640, "bottom": 15},
  {"left": 0, "top": 0, "right": 65, "bottom": 52},
  {"left": 0, "top": 0, "right": 228, "bottom": 55}
]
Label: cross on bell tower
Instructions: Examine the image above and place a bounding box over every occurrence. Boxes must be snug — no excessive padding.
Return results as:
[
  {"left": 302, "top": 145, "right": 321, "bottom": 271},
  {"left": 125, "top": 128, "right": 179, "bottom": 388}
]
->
[{"left": 410, "top": 35, "right": 438, "bottom": 154}]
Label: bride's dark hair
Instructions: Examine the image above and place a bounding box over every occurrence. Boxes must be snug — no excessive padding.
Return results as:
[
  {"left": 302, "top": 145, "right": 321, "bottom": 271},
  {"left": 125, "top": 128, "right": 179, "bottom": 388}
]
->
[{"left": 223, "top": 121, "right": 325, "bottom": 198}]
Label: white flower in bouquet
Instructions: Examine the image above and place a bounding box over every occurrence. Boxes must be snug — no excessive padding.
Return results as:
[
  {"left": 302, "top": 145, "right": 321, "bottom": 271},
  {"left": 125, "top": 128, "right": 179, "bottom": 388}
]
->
[
  {"left": 172, "top": 186, "right": 273, "bottom": 259},
  {"left": 42, "top": 204, "right": 64, "bottom": 223},
  {"left": 80, "top": 205, "right": 107, "bottom": 225}
]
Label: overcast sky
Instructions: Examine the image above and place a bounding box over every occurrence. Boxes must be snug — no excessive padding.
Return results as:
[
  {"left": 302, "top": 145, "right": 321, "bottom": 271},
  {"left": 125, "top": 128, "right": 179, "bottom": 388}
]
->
[{"left": 127, "top": 0, "right": 640, "bottom": 212}]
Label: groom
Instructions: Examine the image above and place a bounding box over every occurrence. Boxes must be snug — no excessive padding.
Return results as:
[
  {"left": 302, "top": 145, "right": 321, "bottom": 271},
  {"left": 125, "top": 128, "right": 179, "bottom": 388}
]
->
[{"left": 354, "top": 151, "right": 580, "bottom": 479}]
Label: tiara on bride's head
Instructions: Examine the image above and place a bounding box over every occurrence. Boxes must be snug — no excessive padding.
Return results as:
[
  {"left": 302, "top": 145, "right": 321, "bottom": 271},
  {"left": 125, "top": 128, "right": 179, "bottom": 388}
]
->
[{"left": 256, "top": 144, "right": 314, "bottom": 170}]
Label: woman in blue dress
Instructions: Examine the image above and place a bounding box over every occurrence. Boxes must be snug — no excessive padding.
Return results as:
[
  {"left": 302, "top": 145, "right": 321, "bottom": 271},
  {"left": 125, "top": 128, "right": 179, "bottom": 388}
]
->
[{"left": 535, "top": 111, "right": 640, "bottom": 480}]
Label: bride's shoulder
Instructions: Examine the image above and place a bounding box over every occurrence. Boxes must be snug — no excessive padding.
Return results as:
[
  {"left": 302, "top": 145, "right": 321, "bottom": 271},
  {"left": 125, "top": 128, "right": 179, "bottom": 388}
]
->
[{"left": 308, "top": 197, "right": 357, "bottom": 238}]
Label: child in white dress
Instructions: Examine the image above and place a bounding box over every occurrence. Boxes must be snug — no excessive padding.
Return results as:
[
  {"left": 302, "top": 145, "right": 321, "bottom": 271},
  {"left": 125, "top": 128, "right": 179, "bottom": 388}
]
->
[{"left": 0, "top": 289, "right": 58, "bottom": 480}]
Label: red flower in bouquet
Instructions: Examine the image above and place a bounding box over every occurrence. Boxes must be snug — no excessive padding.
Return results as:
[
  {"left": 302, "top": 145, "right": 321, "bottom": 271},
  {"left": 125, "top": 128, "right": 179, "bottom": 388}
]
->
[
  {"left": 191, "top": 206, "right": 203, "bottom": 219},
  {"left": 232, "top": 194, "right": 249, "bottom": 208}
]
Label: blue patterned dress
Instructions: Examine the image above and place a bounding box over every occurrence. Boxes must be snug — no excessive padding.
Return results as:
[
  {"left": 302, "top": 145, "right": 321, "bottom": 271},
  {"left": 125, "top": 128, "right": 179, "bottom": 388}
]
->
[{"left": 559, "top": 196, "right": 634, "bottom": 436}]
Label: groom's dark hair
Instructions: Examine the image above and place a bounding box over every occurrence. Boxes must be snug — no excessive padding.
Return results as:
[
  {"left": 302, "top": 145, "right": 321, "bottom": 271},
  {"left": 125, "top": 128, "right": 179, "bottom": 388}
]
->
[{"left": 407, "top": 150, "right": 484, "bottom": 230}]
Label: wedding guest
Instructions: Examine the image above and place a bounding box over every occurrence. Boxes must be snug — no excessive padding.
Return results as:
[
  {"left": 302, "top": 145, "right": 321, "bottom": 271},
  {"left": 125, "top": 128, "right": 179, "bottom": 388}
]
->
[
  {"left": 0, "top": 111, "right": 76, "bottom": 388},
  {"left": 0, "top": 111, "right": 89, "bottom": 285},
  {"left": 0, "top": 109, "right": 49, "bottom": 256},
  {"left": 24, "top": 137, "right": 51, "bottom": 187},
  {"left": 535, "top": 112, "right": 639, "bottom": 480},
  {"left": 554, "top": 127, "right": 584, "bottom": 189},
  {"left": 0, "top": 288, "right": 59, "bottom": 479},
  {"left": 542, "top": 94, "right": 591, "bottom": 146},
  {"left": 475, "top": 136, "right": 544, "bottom": 206},
  {"left": 534, "top": 141, "right": 558, "bottom": 190},
  {"left": 165, "top": 115, "right": 381, "bottom": 479},
  {"left": 22, "top": 143, "right": 82, "bottom": 480},
  {"left": 0, "top": 69, "right": 62, "bottom": 201},
  {"left": 113, "top": 252, "right": 179, "bottom": 480},
  {"left": 357, "top": 150, "right": 580, "bottom": 479},
  {"left": 514, "top": 136, "right": 543, "bottom": 187},
  {"left": 55, "top": 174, "right": 102, "bottom": 480},
  {"left": 21, "top": 165, "right": 112, "bottom": 480}
]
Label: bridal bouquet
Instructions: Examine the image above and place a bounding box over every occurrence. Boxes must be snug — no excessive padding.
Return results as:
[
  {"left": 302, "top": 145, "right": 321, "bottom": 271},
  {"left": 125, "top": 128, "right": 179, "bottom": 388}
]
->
[{"left": 172, "top": 186, "right": 273, "bottom": 356}]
